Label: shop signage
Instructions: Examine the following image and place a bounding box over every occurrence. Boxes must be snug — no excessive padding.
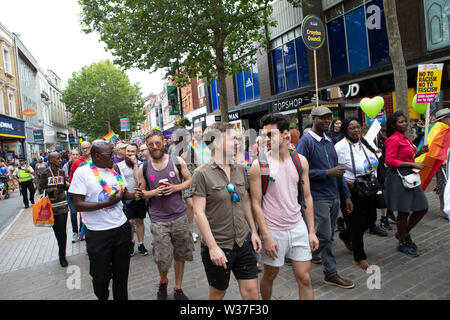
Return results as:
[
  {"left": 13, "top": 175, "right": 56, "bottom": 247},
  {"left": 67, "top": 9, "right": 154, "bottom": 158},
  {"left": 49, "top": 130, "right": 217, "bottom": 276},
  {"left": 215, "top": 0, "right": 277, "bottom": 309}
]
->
[
  {"left": 23, "top": 109, "right": 37, "bottom": 117},
  {"left": 272, "top": 94, "right": 311, "bottom": 113},
  {"left": 57, "top": 132, "right": 67, "bottom": 140},
  {"left": 214, "top": 110, "right": 241, "bottom": 122},
  {"left": 33, "top": 129, "right": 44, "bottom": 143},
  {"left": 0, "top": 115, "right": 25, "bottom": 139}
]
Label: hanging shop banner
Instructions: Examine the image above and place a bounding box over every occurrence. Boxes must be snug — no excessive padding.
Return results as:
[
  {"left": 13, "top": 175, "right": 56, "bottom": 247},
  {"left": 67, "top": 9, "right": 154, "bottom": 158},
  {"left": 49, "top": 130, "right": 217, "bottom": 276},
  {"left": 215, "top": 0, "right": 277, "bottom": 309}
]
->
[
  {"left": 416, "top": 64, "right": 444, "bottom": 103},
  {"left": 0, "top": 114, "right": 26, "bottom": 139},
  {"left": 120, "top": 118, "right": 130, "bottom": 131}
]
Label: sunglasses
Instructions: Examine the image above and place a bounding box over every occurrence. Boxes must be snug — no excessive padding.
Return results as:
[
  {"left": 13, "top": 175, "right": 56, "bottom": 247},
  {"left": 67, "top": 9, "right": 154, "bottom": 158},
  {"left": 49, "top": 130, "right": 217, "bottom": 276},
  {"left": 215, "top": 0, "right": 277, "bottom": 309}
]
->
[
  {"left": 99, "top": 151, "right": 114, "bottom": 158},
  {"left": 226, "top": 183, "right": 240, "bottom": 203}
]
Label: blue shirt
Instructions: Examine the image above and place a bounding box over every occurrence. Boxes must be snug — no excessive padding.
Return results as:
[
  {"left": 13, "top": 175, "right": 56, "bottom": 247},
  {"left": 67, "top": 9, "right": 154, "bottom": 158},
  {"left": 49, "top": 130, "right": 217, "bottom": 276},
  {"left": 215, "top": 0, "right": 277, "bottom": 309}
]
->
[{"left": 297, "top": 131, "right": 350, "bottom": 201}]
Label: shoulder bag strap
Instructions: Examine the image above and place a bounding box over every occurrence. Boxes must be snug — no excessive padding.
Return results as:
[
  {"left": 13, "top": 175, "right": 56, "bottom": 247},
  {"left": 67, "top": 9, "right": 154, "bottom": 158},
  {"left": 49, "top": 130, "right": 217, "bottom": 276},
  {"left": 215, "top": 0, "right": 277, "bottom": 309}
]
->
[{"left": 348, "top": 141, "right": 357, "bottom": 179}]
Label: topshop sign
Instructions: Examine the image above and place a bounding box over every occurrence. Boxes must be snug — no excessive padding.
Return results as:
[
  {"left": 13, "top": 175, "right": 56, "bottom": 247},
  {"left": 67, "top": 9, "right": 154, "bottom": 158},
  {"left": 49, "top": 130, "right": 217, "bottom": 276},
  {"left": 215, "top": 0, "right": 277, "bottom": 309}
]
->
[{"left": 272, "top": 94, "right": 311, "bottom": 112}]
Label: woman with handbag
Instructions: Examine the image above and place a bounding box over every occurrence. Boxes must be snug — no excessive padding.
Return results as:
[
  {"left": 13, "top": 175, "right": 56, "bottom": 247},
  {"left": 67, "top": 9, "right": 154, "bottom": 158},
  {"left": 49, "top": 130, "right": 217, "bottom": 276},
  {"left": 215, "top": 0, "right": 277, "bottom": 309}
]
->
[
  {"left": 335, "top": 118, "right": 380, "bottom": 270},
  {"left": 38, "top": 151, "right": 70, "bottom": 267},
  {"left": 385, "top": 111, "right": 429, "bottom": 257}
]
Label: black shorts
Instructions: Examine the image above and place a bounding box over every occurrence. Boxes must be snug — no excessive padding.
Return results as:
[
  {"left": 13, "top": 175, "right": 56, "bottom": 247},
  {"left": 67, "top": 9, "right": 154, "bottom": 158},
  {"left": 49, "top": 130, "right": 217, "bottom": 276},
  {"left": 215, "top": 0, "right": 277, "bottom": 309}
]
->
[
  {"left": 123, "top": 199, "right": 147, "bottom": 220},
  {"left": 200, "top": 233, "right": 258, "bottom": 291}
]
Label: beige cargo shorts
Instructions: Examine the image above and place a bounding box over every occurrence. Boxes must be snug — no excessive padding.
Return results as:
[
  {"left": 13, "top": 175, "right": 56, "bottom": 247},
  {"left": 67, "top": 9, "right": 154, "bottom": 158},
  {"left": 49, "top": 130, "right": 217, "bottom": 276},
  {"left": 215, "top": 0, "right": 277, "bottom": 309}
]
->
[{"left": 150, "top": 214, "right": 194, "bottom": 271}]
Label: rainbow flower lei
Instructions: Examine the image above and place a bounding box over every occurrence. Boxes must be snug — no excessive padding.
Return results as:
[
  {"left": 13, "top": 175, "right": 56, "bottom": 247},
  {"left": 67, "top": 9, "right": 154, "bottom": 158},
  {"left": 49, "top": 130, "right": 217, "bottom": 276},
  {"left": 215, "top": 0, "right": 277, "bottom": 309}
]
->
[{"left": 88, "top": 159, "right": 124, "bottom": 195}]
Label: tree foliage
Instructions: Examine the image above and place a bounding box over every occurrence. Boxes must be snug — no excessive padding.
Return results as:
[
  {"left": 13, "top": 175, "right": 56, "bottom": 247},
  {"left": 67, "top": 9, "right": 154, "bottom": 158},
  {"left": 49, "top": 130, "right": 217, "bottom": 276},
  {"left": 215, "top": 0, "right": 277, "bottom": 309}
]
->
[
  {"left": 61, "top": 60, "right": 144, "bottom": 139},
  {"left": 78, "top": 0, "right": 310, "bottom": 122}
]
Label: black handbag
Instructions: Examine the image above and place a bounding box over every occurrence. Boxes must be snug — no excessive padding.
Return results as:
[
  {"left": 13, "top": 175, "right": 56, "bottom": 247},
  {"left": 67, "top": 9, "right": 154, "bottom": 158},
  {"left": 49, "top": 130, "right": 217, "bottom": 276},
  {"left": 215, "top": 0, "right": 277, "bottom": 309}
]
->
[{"left": 349, "top": 141, "right": 381, "bottom": 198}]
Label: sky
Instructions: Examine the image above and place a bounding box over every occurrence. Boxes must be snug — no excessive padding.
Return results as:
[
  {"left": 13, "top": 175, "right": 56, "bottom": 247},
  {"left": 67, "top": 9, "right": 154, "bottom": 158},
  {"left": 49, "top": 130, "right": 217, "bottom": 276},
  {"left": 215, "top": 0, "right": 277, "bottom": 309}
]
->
[{"left": 0, "top": 0, "right": 166, "bottom": 97}]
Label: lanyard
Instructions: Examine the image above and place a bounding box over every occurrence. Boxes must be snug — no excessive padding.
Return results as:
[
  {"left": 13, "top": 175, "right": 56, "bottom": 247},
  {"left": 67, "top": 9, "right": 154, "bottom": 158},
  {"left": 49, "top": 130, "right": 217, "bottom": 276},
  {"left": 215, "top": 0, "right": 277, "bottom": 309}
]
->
[{"left": 48, "top": 167, "right": 60, "bottom": 186}]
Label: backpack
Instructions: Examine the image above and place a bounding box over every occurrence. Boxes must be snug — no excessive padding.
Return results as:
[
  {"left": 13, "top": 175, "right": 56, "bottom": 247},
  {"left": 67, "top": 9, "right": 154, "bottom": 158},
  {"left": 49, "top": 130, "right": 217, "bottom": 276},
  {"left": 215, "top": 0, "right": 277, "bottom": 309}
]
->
[
  {"left": 258, "top": 149, "right": 307, "bottom": 209},
  {"left": 142, "top": 156, "right": 182, "bottom": 191}
]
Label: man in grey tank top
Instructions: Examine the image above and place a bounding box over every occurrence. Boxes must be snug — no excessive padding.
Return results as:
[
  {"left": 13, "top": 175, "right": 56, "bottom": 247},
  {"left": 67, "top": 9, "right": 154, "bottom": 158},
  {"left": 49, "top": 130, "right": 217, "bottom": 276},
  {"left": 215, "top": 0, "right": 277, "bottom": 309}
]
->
[{"left": 136, "top": 129, "right": 194, "bottom": 300}]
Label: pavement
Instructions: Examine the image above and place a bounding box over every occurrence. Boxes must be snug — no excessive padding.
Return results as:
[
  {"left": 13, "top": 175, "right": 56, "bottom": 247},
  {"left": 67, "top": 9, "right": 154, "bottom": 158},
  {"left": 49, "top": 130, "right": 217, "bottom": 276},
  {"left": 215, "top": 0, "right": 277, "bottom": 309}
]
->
[{"left": 0, "top": 190, "right": 449, "bottom": 300}]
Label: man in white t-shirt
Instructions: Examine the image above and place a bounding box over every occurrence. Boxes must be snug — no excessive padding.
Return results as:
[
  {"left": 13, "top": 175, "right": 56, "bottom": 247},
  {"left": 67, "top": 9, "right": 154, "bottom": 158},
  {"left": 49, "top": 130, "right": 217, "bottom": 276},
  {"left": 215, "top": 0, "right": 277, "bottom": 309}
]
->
[{"left": 69, "top": 140, "right": 137, "bottom": 300}]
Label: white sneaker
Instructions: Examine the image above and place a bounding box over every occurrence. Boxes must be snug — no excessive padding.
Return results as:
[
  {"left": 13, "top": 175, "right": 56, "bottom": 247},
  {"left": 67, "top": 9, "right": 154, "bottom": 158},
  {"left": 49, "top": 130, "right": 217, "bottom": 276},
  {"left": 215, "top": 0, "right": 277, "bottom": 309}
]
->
[
  {"left": 72, "top": 233, "right": 79, "bottom": 243},
  {"left": 192, "top": 232, "right": 199, "bottom": 243}
]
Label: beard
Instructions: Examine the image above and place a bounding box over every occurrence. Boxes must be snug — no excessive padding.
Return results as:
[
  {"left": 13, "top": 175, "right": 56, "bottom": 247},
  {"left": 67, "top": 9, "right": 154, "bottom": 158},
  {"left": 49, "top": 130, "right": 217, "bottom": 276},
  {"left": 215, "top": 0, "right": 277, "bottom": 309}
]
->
[
  {"left": 125, "top": 157, "right": 134, "bottom": 168},
  {"left": 150, "top": 148, "right": 165, "bottom": 160}
]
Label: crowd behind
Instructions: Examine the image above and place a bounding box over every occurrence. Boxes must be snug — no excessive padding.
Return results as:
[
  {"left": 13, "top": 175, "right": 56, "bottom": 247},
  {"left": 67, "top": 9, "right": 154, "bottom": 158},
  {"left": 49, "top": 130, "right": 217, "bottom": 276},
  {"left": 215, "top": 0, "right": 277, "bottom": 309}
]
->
[{"left": 1, "top": 106, "right": 449, "bottom": 301}]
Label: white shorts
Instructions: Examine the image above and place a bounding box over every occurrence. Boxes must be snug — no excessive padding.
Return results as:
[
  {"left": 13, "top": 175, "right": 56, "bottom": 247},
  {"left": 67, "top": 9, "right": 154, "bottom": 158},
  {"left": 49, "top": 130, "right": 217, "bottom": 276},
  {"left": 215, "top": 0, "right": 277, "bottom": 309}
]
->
[{"left": 261, "top": 219, "right": 312, "bottom": 267}]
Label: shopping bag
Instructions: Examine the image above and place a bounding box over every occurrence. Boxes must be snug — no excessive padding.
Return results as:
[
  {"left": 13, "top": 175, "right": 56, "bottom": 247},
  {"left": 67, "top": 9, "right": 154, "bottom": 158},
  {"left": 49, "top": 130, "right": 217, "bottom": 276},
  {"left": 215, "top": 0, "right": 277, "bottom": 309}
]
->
[{"left": 32, "top": 191, "right": 54, "bottom": 227}]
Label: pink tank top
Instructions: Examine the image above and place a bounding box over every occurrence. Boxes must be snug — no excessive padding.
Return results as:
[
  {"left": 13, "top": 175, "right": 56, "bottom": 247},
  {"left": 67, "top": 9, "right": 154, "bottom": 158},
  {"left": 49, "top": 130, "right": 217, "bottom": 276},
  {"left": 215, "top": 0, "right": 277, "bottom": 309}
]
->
[{"left": 262, "top": 154, "right": 303, "bottom": 230}]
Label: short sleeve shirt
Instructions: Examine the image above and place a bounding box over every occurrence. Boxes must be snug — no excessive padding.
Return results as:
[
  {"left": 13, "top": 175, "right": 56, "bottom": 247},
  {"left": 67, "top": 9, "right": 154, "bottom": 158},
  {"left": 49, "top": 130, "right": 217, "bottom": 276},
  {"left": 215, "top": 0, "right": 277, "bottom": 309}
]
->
[
  {"left": 191, "top": 158, "right": 250, "bottom": 250},
  {"left": 68, "top": 165, "right": 128, "bottom": 231}
]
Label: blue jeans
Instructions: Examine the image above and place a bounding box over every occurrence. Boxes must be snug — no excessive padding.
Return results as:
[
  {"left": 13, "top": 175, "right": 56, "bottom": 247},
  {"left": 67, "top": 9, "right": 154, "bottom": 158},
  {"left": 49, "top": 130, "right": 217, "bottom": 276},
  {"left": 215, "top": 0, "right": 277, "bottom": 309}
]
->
[
  {"left": 312, "top": 198, "right": 340, "bottom": 277},
  {"left": 67, "top": 191, "right": 79, "bottom": 233}
]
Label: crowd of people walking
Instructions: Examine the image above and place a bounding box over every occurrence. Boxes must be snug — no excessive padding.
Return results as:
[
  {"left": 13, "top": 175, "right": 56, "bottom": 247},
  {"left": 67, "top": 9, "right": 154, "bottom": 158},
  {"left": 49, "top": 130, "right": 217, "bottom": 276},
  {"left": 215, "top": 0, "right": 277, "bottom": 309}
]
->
[{"left": 5, "top": 106, "right": 450, "bottom": 301}]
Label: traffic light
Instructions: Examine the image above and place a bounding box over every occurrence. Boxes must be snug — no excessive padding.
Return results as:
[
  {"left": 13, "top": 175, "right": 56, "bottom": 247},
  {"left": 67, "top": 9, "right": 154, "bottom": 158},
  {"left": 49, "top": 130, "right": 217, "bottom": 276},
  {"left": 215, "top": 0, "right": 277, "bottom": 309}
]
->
[{"left": 167, "top": 85, "right": 180, "bottom": 115}]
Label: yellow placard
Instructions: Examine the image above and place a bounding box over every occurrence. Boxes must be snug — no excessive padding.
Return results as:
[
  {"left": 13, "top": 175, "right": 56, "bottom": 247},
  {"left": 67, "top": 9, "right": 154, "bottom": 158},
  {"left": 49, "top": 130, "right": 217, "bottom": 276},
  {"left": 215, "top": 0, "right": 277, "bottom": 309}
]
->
[{"left": 416, "top": 64, "right": 444, "bottom": 103}]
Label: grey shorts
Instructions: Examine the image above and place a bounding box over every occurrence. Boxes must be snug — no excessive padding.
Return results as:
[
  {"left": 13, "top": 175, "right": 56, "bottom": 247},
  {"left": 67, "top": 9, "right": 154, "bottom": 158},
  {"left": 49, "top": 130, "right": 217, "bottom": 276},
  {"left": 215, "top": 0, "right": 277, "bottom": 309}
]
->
[
  {"left": 262, "top": 219, "right": 312, "bottom": 267},
  {"left": 150, "top": 214, "right": 194, "bottom": 271}
]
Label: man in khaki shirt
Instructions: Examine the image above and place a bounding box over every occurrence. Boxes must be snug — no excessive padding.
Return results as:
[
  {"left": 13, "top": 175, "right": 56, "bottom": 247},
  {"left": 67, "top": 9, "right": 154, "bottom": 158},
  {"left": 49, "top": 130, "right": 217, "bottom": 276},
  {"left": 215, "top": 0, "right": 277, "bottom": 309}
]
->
[{"left": 191, "top": 122, "right": 261, "bottom": 300}]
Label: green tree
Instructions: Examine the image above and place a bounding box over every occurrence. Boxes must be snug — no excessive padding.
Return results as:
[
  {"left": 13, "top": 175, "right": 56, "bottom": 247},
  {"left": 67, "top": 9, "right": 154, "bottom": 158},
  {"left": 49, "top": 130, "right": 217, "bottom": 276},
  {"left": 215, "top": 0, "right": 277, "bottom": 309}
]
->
[
  {"left": 62, "top": 60, "right": 144, "bottom": 139},
  {"left": 383, "top": 0, "right": 409, "bottom": 119},
  {"left": 79, "top": 0, "right": 310, "bottom": 122}
]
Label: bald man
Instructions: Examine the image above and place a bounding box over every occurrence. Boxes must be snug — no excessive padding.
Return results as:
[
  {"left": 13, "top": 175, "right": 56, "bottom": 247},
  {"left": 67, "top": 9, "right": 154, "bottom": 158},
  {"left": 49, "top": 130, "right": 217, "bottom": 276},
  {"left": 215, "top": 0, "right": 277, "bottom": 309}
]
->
[{"left": 69, "top": 140, "right": 137, "bottom": 300}]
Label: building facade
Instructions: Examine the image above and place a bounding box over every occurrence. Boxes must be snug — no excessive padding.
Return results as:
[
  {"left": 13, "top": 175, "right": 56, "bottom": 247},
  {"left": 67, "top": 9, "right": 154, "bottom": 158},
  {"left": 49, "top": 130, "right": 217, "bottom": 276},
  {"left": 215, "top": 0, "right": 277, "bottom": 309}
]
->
[
  {"left": 0, "top": 22, "right": 25, "bottom": 161},
  {"left": 46, "top": 69, "right": 69, "bottom": 151},
  {"left": 15, "top": 34, "right": 45, "bottom": 160},
  {"left": 203, "top": 0, "right": 450, "bottom": 132}
]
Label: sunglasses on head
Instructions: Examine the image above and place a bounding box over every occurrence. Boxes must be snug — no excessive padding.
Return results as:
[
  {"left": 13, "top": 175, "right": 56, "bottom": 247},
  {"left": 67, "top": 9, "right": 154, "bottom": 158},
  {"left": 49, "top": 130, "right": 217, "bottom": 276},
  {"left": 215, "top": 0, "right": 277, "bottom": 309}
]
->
[
  {"left": 226, "top": 183, "right": 240, "bottom": 203},
  {"left": 99, "top": 151, "right": 114, "bottom": 158}
]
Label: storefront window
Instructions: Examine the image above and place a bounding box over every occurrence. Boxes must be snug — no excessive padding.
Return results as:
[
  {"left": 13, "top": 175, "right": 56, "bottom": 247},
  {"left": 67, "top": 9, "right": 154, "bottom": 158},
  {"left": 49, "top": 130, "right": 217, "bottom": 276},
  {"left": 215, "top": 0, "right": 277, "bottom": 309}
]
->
[
  {"left": 424, "top": 0, "right": 450, "bottom": 51},
  {"left": 210, "top": 79, "right": 220, "bottom": 112},
  {"left": 272, "top": 47, "right": 286, "bottom": 93},
  {"left": 326, "top": 0, "right": 390, "bottom": 77},
  {"left": 271, "top": 34, "right": 310, "bottom": 94}
]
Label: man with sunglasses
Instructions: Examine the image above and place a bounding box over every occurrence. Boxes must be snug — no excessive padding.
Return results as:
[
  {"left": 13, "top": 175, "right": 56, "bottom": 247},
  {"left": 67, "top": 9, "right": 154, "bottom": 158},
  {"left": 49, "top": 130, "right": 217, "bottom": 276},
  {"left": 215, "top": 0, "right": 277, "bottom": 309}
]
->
[
  {"left": 249, "top": 113, "right": 319, "bottom": 300},
  {"left": 191, "top": 122, "right": 262, "bottom": 300},
  {"left": 69, "top": 140, "right": 137, "bottom": 300}
]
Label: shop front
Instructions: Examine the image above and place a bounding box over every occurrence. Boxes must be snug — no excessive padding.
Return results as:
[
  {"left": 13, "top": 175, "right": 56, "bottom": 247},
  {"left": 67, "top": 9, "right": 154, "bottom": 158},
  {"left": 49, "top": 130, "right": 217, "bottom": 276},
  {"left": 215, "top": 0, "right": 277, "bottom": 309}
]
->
[
  {"left": 57, "top": 131, "right": 69, "bottom": 151},
  {"left": 0, "top": 114, "right": 26, "bottom": 161}
]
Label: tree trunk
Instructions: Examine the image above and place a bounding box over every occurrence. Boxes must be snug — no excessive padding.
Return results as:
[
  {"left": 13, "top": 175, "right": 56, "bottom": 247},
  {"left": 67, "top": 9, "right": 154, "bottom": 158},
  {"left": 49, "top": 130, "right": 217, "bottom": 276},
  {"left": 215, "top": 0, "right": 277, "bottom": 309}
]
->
[
  {"left": 216, "top": 46, "right": 229, "bottom": 123},
  {"left": 383, "top": 0, "right": 409, "bottom": 119}
]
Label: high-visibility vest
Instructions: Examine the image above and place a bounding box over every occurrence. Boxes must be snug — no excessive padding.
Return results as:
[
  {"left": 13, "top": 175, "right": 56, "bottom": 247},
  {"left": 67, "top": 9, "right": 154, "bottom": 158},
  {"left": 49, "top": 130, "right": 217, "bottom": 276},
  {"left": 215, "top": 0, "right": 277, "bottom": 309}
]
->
[{"left": 17, "top": 167, "right": 33, "bottom": 183}]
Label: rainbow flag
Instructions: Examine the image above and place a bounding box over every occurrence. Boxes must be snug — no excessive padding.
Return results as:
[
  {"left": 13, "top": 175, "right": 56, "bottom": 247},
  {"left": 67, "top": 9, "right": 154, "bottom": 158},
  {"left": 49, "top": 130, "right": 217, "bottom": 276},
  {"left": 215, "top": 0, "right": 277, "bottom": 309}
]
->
[
  {"left": 189, "top": 139, "right": 198, "bottom": 152},
  {"left": 416, "top": 123, "right": 450, "bottom": 190},
  {"left": 103, "top": 130, "right": 118, "bottom": 142}
]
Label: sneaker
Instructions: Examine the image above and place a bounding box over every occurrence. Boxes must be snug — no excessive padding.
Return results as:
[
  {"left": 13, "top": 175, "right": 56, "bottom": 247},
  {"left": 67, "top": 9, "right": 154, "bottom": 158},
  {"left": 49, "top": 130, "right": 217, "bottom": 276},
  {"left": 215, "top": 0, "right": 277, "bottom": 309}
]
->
[
  {"left": 397, "top": 241, "right": 419, "bottom": 257},
  {"left": 130, "top": 241, "right": 135, "bottom": 257},
  {"left": 72, "top": 233, "right": 79, "bottom": 243},
  {"left": 157, "top": 281, "right": 168, "bottom": 300},
  {"left": 78, "top": 234, "right": 85, "bottom": 241},
  {"left": 369, "top": 225, "right": 388, "bottom": 237},
  {"left": 324, "top": 274, "right": 354, "bottom": 289},
  {"left": 24, "top": 205, "right": 29, "bottom": 209},
  {"left": 174, "top": 288, "right": 189, "bottom": 300},
  {"left": 395, "top": 232, "right": 417, "bottom": 251},
  {"left": 387, "top": 211, "right": 396, "bottom": 224},
  {"left": 192, "top": 232, "right": 199, "bottom": 243},
  {"left": 59, "top": 257, "right": 68, "bottom": 268},
  {"left": 380, "top": 217, "right": 392, "bottom": 231},
  {"left": 138, "top": 243, "right": 148, "bottom": 256},
  {"left": 336, "top": 217, "right": 345, "bottom": 233},
  {"left": 439, "top": 211, "right": 450, "bottom": 221}
]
